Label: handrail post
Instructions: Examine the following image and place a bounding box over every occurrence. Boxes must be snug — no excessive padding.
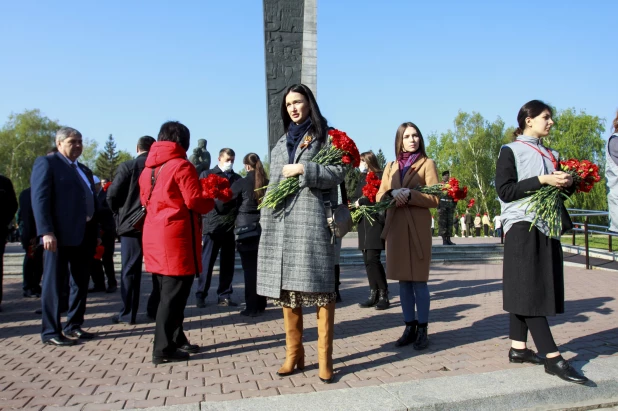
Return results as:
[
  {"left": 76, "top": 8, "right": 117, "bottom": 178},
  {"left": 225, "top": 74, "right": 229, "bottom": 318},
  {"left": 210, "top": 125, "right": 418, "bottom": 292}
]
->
[
  {"left": 584, "top": 216, "right": 590, "bottom": 269},
  {"left": 572, "top": 225, "right": 576, "bottom": 246},
  {"left": 609, "top": 234, "right": 613, "bottom": 253}
]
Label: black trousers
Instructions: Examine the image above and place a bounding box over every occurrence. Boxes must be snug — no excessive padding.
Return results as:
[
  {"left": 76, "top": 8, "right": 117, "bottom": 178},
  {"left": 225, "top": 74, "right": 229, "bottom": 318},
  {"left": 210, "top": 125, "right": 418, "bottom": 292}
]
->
[
  {"left": 153, "top": 274, "right": 194, "bottom": 356},
  {"left": 362, "top": 249, "right": 388, "bottom": 290},
  {"left": 475, "top": 227, "right": 481, "bottom": 237},
  {"left": 483, "top": 225, "right": 489, "bottom": 236},
  {"left": 117, "top": 236, "right": 143, "bottom": 323},
  {"left": 238, "top": 241, "right": 266, "bottom": 312},
  {"left": 147, "top": 274, "right": 160, "bottom": 318},
  {"left": 0, "top": 239, "right": 5, "bottom": 305},
  {"left": 101, "top": 234, "right": 117, "bottom": 287},
  {"left": 22, "top": 245, "right": 43, "bottom": 293},
  {"left": 196, "top": 231, "right": 236, "bottom": 299},
  {"left": 509, "top": 313, "right": 558, "bottom": 354},
  {"left": 41, "top": 227, "right": 96, "bottom": 341}
]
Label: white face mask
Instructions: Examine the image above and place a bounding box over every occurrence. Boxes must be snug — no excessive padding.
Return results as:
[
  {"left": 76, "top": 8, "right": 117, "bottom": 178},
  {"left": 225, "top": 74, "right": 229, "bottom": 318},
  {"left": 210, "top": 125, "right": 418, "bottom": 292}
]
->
[
  {"left": 221, "top": 161, "right": 233, "bottom": 172},
  {"left": 359, "top": 164, "right": 367, "bottom": 173}
]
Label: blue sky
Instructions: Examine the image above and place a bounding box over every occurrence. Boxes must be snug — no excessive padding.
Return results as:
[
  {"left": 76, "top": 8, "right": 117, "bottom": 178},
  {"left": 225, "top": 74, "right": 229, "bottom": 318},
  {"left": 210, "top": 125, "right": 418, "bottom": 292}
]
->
[{"left": 1, "top": 0, "right": 617, "bottom": 171}]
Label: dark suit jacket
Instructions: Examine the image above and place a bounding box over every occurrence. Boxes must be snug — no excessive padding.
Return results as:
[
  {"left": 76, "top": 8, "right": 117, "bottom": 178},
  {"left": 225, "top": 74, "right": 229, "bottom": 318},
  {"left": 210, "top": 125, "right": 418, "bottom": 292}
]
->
[
  {"left": 0, "top": 174, "right": 18, "bottom": 238},
  {"left": 200, "top": 166, "right": 241, "bottom": 234},
  {"left": 30, "top": 152, "right": 98, "bottom": 247},
  {"left": 106, "top": 152, "right": 148, "bottom": 237},
  {"left": 17, "top": 187, "right": 36, "bottom": 249}
]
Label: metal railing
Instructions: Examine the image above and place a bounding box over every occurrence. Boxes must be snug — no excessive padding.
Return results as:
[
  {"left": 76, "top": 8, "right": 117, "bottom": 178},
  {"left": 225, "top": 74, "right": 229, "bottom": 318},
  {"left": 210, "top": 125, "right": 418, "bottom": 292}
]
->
[{"left": 567, "top": 209, "right": 618, "bottom": 269}]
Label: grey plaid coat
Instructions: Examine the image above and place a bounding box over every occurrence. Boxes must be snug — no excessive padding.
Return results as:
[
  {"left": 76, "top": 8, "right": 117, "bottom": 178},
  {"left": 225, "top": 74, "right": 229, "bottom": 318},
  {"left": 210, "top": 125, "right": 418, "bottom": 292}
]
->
[{"left": 257, "top": 134, "right": 345, "bottom": 298}]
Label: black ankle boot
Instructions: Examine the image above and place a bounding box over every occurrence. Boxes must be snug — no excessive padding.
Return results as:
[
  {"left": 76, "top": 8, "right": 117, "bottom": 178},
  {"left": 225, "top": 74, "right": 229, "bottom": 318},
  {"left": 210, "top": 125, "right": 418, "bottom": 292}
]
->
[
  {"left": 442, "top": 236, "right": 448, "bottom": 245},
  {"left": 375, "top": 290, "right": 390, "bottom": 310},
  {"left": 508, "top": 348, "right": 543, "bottom": 365},
  {"left": 395, "top": 321, "right": 417, "bottom": 347},
  {"left": 413, "top": 323, "right": 429, "bottom": 350},
  {"left": 447, "top": 237, "right": 456, "bottom": 245},
  {"left": 335, "top": 265, "right": 342, "bottom": 302},
  {"left": 358, "top": 289, "right": 378, "bottom": 308},
  {"left": 544, "top": 356, "right": 588, "bottom": 384}
]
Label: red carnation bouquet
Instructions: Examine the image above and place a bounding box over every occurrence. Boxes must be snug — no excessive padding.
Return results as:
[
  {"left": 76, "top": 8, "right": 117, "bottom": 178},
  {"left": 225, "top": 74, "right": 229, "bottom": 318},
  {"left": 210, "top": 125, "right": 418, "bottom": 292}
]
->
[
  {"left": 258, "top": 129, "right": 360, "bottom": 209},
  {"left": 102, "top": 181, "right": 112, "bottom": 192},
  {"left": 467, "top": 198, "right": 475, "bottom": 209},
  {"left": 200, "top": 174, "right": 234, "bottom": 202},
  {"left": 362, "top": 172, "right": 381, "bottom": 203},
  {"left": 522, "top": 158, "right": 601, "bottom": 237},
  {"left": 351, "top": 176, "right": 468, "bottom": 224}
]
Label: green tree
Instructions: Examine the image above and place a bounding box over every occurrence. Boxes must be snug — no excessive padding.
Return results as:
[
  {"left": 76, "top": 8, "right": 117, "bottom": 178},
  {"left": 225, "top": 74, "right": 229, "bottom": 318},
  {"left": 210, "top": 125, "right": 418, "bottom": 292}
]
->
[
  {"left": 94, "top": 134, "right": 120, "bottom": 181},
  {"left": 116, "top": 150, "right": 133, "bottom": 166},
  {"left": 547, "top": 108, "right": 607, "bottom": 223},
  {"left": 80, "top": 138, "right": 99, "bottom": 170},
  {"left": 376, "top": 148, "right": 387, "bottom": 170},
  {"left": 0, "top": 109, "right": 60, "bottom": 195}
]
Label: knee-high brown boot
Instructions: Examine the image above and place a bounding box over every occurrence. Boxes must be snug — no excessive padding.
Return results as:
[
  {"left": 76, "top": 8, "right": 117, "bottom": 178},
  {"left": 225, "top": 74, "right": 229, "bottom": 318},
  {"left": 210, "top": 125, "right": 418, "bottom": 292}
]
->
[
  {"left": 316, "top": 302, "right": 335, "bottom": 383},
  {"left": 277, "top": 307, "right": 304, "bottom": 376}
]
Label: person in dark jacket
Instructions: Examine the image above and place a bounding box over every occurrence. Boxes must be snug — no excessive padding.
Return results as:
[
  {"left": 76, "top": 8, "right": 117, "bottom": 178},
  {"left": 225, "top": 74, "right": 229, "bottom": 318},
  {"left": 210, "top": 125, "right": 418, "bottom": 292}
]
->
[
  {"left": 497, "top": 100, "right": 586, "bottom": 384},
  {"left": 437, "top": 170, "right": 456, "bottom": 245},
  {"left": 194, "top": 148, "right": 242, "bottom": 308},
  {"left": 139, "top": 122, "right": 216, "bottom": 364},
  {"left": 351, "top": 151, "right": 389, "bottom": 310},
  {"left": 17, "top": 187, "right": 43, "bottom": 298},
  {"left": 89, "top": 176, "right": 118, "bottom": 293},
  {"left": 1, "top": 174, "right": 19, "bottom": 310},
  {"left": 108, "top": 136, "right": 156, "bottom": 325},
  {"left": 225, "top": 153, "right": 269, "bottom": 317}
]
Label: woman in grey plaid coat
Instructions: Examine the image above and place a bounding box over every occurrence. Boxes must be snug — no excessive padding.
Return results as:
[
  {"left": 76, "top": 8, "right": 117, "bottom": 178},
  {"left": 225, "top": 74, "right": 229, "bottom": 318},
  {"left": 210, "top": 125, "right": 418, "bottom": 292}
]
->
[{"left": 257, "top": 84, "right": 345, "bottom": 384}]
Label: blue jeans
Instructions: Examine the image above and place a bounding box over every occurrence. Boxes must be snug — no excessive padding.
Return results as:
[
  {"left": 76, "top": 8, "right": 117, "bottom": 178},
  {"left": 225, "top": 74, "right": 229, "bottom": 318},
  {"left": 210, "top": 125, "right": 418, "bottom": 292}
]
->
[{"left": 399, "top": 281, "right": 430, "bottom": 324}]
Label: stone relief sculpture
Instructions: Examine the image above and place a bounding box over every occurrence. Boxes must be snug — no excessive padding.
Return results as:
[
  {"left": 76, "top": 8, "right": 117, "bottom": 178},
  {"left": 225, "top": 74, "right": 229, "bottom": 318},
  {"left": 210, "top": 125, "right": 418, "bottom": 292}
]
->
[{"left": 189, "top": 139, "right": 211, "bottom": 174}]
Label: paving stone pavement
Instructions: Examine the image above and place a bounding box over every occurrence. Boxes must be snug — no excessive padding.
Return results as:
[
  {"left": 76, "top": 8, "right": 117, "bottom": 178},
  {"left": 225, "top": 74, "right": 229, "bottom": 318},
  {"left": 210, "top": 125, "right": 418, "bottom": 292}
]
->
[{"left": 0, "top": 254, "right": 616, "bottom": 410}]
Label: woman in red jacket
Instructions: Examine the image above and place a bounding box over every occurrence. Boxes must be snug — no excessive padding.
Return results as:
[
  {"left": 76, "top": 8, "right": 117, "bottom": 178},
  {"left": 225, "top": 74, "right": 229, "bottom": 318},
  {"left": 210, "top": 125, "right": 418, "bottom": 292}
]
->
[{"left": 139, "top": 121, "right": 215, "bottom": 365}]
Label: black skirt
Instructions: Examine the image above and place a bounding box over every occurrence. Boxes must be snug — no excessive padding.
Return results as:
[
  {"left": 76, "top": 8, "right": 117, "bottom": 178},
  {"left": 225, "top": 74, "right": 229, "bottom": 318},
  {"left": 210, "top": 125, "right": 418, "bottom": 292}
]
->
[{"left": 503, "top": 222, "right": 564, "bottom": 316}]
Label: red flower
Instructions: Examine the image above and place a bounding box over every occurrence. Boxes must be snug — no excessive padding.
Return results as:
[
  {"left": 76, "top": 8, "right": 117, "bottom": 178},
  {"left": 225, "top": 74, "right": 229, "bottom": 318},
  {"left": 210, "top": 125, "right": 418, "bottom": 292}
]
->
[
  {"left": 467, "top": 198, "right": 475, "bottom": 208},
  {"left": 329, "top": 129, "right": 360, "bottom": 168},
  {"left": 362, "top": 171, "right": 381, "bottom": 203},
  {"left": 102, "top": 181, "right": 112, "bottom": 192},
  {"left": 201, "top": 174, "right": 234, "bottom": 202},
  {"left": 94, "top": 245, "right": 105, "bottom": 260},
  {"left": 559, "top": 158, "right": 601, "bottom": 194}
]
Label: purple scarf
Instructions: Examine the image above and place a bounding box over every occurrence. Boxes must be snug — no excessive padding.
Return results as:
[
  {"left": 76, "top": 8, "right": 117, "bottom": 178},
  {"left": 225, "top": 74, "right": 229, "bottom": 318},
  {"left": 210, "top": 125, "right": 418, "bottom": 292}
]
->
[{"left": 398, "top": 151, "right": 421, "bottom": 182}]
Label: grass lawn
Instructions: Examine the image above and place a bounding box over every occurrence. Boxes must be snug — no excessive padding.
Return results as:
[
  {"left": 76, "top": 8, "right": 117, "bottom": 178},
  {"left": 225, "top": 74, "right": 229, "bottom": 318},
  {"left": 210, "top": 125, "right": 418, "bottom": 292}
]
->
[{"left": 561, "top": 234, "right": 616, "bottom": 250}]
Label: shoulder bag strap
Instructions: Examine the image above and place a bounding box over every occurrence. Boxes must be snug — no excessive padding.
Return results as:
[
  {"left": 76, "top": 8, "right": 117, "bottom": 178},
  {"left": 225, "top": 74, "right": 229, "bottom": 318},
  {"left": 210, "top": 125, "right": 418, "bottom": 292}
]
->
[{"left": 145, "top": 164, "right": 165, "bottom": 206}]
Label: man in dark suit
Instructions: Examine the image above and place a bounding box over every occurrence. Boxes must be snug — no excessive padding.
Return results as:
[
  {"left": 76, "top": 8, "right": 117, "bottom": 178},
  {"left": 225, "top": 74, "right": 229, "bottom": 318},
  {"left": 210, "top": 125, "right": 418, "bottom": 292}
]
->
[
  {"left": 0, "top": 174, "right": 18, "bottom": 311},
  {"left": 107, "top": 136, "right": 156, "bottom": 325},
  {"left": 17, "top": 187, "right": 43, "bottom": 298},
  {"left": 194, "top": 148, "right": 241, "bottom": 308},
  {"left": 31, "top": 127, "right": 99, "bottom": 346}
]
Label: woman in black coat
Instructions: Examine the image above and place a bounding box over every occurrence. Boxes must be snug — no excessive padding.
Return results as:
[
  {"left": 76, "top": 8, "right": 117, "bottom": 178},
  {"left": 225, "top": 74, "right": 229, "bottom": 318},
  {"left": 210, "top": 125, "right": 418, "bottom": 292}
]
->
[
  {"left": 496, "top": 100, "right": 586, "bottom": 384},
  {"left": 228, "top": 153, "right": 269, "bottom": 317},
  {"left": 351, "top": 151, "right": 389, "bottom": 310}
]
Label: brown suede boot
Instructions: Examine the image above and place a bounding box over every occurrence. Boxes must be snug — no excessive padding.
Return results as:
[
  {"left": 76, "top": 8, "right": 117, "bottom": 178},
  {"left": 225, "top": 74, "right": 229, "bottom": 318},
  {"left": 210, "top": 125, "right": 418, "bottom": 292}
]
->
[
  {"left": 316, "top": 302, "right": 335, "bottom": 383},
  {"left": 277, "top": 307, "right": 304, "bottom": 376}
]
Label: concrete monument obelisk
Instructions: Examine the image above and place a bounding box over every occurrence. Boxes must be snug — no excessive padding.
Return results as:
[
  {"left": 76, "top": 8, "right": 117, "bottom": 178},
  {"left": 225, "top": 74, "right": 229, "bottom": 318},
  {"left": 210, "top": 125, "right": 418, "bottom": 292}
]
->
[{"left": 263, "top": 0, "right": 317, "bottom": 154}]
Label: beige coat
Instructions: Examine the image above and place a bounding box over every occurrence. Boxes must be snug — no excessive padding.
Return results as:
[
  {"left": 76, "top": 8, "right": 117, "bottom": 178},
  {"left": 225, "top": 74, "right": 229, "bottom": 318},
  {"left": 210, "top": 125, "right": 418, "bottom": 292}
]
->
[{"left": 376, "top": 157, "right": 440, "bottom": 282}]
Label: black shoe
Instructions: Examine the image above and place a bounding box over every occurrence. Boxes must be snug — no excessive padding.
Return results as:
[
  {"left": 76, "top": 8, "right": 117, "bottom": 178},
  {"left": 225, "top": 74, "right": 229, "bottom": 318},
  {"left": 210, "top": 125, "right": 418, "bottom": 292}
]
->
[
  {"left": 319, "top": 376, "right": 334, "bottom": 384},
  {"left": 508, "top": 348, "right": 543, "bottom": 365},
  {"left": 111, "top": 315, "right": 135, "bottom": 325},
  {"left": 447, "top": 237, "right": 456, "bottom": 245},
  {"left": 395, "top": 321, "right": 418, "bottom": 347},
  {"left": 413, "top": 324, "right": 429, "bottom": 350},
  {"left": 358, "top": 290, "right": 379, "bottom": 308},
  {"left": 375, "top": 290, "right": 390, "bottom": 310},
  {"left": 35, "top": 308, "right": 42, "bottom": 314},
  {"left": 545, "top": 358, "right": 588, "bottom": 384},
  {"left": 240, "top": 309, "right": 260, "bottom": 317},
  {"left": 44, "top": 336, "right": 76, "bottom": 346},
  {"left": 177, "top": 343, "right": 200, "bottom": 354},
  {"left": 218, "top": 298, "right": 238, "bottom": 307},
  {"left": 106, "top": 285, "right": 118, "bottom": 293},
  {"left": 23, "top": 289, "right": 41, "bottom": 298},
  {"left": 88, "top": 287, "right": 106, "bottom": 293},
  {"left": 196, "top": 297, "right": 207, "bottom": 308},
  {"left": 152, "top": 351, "right": 190, "bottom": 365},
  {"left": 442, "top": 236, "right": 448, "bottom": 245},
  {"left": 65, "top": 328, "right": 96, "bottom": 340}
]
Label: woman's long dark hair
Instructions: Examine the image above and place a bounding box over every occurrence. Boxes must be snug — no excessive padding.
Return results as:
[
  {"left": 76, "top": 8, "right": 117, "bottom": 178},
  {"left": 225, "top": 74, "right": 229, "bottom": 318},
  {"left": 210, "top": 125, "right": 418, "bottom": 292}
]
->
[
  {"left": 394, "top": 122, "right": 427, "bottom": 158},
  {"left": 244, "top": 153, "right": 269, "bottom": 204},
  {"left": 613, "top": 110, "right": 618, "bottom": 134},
  {"left": 360, "top": 151, "right": 382, "bottom": 173},
  {"left": 513, "top": 100, "right": 553, "bottom": 138},
  {"left": 280, "top": 84, "right": 329, "bottom": 143}
]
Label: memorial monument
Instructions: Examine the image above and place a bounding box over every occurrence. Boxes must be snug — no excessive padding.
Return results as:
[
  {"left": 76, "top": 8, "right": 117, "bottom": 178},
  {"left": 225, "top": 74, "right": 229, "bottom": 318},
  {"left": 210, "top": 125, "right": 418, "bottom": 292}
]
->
[
  {"left": 189, "top": 138, "right": 211, "bottom": 175},
  {"left": 263, "top": 0, "right": 317, "bottom": 154}
]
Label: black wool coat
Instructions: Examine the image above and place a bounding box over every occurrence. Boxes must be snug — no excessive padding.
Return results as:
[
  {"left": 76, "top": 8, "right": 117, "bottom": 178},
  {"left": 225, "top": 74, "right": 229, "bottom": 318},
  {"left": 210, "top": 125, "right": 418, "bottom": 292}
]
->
[{"left": 351, "top": 172, "right": 385, "bottom": 250}]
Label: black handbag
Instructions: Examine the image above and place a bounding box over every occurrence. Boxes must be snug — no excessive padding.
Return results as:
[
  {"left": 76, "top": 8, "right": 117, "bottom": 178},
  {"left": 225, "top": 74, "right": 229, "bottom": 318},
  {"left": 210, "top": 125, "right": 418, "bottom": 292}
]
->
[
  {"left": 323, "top": 182, "right": 353, "bottom": 241},
  {"left": 234, "top": 222, "right": 261, "bottom": 242},
  {"left": 127, "top": 165, "right": 164, "bottom": 232}
]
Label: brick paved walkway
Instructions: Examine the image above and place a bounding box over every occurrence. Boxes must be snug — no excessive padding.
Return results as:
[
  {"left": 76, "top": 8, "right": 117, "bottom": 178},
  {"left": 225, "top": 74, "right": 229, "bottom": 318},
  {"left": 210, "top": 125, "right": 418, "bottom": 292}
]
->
[{"left": 0, "top": 260, "right": 616, "bottom": 410}]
